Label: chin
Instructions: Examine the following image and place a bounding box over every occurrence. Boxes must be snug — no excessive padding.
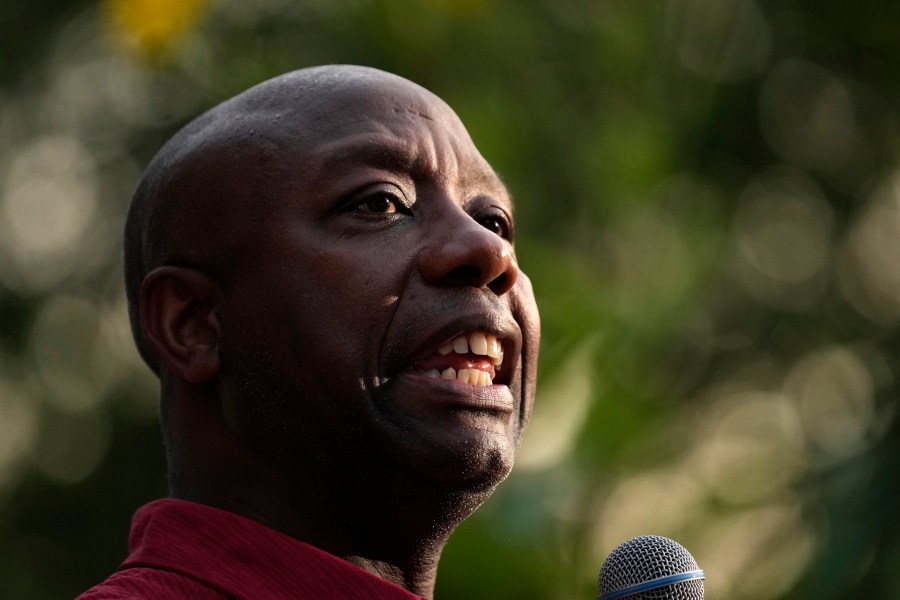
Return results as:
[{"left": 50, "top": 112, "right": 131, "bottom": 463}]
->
[
  {"left": 407, "top": 429, "right": 518, "bottom": 495},
  {"left": 366, "top": 375, "right": 525, "bottom": 495}
]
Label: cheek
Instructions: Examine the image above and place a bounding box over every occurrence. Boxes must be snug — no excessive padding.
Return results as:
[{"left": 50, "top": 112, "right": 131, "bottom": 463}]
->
[
  {"left": 309, "top": 245, "right": 410, "bottom": 313},
  {"left": 223, "top": 232, "right": 414, "bottom": 382},
  {"left": 217, "top": 276, "right": 373, "bottom": 447},
  {"left": 269, "top": 249, "right": 408, "bottom": 375}
]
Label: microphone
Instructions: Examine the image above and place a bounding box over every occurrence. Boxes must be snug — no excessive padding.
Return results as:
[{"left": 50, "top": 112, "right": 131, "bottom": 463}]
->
[{"left": 597, "top": 535, "right": 705, "bottom": 600}]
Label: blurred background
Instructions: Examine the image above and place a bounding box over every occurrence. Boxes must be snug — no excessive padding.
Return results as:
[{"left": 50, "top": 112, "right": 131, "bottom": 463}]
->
[{"left": 1, "top": 0, "right": 899, "bottom": 598}]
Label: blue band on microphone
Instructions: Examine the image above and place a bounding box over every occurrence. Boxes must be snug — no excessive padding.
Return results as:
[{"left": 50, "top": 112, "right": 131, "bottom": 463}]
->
[{"left": 598, "top": 570, "right": 705, "bottom": 600}]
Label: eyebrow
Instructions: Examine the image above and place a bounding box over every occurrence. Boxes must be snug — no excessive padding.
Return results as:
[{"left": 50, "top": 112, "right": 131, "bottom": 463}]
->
[
  {"left": 316, "top": 136, "right": 511, "bottom": 200},
  {"left": 319, "top": 137, "right": 418, "bottom": 177}
]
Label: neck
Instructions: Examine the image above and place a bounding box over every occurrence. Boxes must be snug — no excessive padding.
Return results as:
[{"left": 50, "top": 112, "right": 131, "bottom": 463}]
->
[{"left": 170, "top": 433, "right": 491, "bottom": 599}]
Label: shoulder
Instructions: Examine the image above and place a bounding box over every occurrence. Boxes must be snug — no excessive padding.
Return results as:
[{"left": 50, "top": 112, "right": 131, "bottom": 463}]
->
[{"left": 76, "top": 567, "right": 231, "bottom": 600}]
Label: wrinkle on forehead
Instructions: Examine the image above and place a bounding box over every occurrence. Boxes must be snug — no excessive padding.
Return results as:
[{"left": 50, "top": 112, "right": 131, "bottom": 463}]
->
[
  {"left": 310, "top": 122, "right": 507, "bottom": 203},
  {"left": 396, "top": 107, "right": 436, "bottom": 122}
]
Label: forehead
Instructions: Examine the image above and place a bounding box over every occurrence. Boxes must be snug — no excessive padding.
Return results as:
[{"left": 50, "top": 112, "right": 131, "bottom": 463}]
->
[{"left": 292, "top": 86, "right": 509, "bottom": 200}]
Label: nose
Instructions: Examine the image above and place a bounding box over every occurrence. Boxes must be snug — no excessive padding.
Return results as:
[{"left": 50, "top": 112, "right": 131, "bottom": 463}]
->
[{"left": 418, "top": 208, "right": 519, "bottom": 295}]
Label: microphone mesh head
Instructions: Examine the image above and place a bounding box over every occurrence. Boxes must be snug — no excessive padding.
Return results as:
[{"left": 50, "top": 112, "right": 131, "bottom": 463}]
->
[{"left": 597, "top": 535, "right": 704, "bottom": 600}]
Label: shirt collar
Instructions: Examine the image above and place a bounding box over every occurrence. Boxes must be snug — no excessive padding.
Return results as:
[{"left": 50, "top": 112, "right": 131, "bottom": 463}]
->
[{"left": 122, "top": 498, "right": 426, "bottom": 600}]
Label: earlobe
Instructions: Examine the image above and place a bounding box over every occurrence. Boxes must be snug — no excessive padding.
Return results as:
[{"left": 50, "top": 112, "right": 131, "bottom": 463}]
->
[{"left": 139, "top": 266, "right": 222, "bottom": 383}]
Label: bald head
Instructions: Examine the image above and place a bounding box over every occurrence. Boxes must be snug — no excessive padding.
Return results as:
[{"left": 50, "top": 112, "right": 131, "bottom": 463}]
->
[{"left": 124, "top": 65, "right": 467, "bottom": 372}]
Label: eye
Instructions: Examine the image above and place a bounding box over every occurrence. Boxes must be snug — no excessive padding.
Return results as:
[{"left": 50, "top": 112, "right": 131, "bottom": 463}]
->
[
  {"left": 353, "top": 190, "right": 403, "bottom": 214},
  {"left": 475, "top": 209, "right": 514, "bottom": 241}
]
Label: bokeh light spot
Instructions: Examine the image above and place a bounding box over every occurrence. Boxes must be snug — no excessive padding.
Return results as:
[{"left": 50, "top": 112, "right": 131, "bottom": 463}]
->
[
  {"left": 605, "top": 207, "right": 691, "bottom": 324},
  {"left": 786, "top": 347, "right": 875, "bottom": 460},
  {"left": 29, "top": 295, "right": 118, "bottom": 414},
  {"left": 733, "top": 167, "right": 833, "bottom": 309},
  {"left": 838, "top": 172, "right": 900, "bottom": 324},
  {"left": 0, "top": 135, "right": 101, "bottom": 291},
  {"left": 595, "top": 468, "right": 704, "bottom": 559},
  {"left": 697, "top": 498, "right": 813, "bottom": 600},
  {"left": 0, "top": 382, "right": 39, "bottom": 493},
  {"left": 518, "top": 341, "right": 593, "bottom": 471},
  {"left": 691, "top": 391, "right": 807, "bottom": 505},
  {"left": 1, "top": 135, "right": 97, "bottom": 256},
  {"left": 759, "top": 59, "right": 860, "bottom": 171},
  {"left": 666, "top": 0, "right": 771, "bottom": 82}
]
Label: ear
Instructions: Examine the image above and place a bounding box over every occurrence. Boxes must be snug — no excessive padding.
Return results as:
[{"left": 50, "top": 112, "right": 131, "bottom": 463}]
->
[{"left": 139, "top": 266, "right": 222, "bottom": 383}]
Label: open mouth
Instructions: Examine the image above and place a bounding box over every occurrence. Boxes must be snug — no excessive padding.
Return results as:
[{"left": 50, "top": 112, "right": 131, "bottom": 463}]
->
[{"left": 410, "top": 331, "right": 505, "bottom": 386}]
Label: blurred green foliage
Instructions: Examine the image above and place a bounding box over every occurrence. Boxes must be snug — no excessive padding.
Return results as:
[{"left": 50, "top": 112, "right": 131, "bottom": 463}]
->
[{"left": 2, "top": 0, "right": 900, "bottom": 598}]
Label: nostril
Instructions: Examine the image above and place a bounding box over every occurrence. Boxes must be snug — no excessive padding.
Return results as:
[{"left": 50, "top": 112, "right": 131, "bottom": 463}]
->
[
  {"left": 444, "top": 265, "right": 482, "bottom": 287},
  {"left": 427, "top": 246, "right": 518, "bottom": 294},
  {"left": 487, "top": 272, "right": 510, "bottom": 294}
]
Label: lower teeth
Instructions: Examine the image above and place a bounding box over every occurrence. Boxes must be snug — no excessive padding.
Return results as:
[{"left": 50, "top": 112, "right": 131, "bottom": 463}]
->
[{"left": 419, "top": 367, "right": 491, "bottom": 385}]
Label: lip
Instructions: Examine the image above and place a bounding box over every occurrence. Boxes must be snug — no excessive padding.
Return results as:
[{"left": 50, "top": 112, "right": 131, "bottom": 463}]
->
[{"left": 395, "top": 370, "right": 516, "bottom": 414}]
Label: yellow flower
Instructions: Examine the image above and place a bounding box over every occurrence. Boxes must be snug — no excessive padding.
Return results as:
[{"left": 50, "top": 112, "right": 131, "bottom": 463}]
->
[{"left": 105, "top": 0, "right": 213, "bottom": 62}]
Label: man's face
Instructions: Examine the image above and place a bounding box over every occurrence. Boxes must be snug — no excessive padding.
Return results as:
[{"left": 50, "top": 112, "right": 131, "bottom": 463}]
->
[{"left": 210, "top": 76, "right": 539, "bottom": 493}]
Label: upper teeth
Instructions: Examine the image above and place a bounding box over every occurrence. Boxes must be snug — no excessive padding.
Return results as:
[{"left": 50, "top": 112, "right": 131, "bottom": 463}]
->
[{"left": 438, "top": 331, "right": 503, "bottom": 367}]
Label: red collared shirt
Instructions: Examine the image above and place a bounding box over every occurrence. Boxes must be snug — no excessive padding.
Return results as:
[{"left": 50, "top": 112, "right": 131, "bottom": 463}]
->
[{"left": 77, "top": 499, "right": 428, "bottom": 600}]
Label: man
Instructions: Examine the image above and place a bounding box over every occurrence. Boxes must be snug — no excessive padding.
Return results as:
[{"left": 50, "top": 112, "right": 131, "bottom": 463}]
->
[{"left": 79, "top": 64, "right": 540, "bottom": 599}]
